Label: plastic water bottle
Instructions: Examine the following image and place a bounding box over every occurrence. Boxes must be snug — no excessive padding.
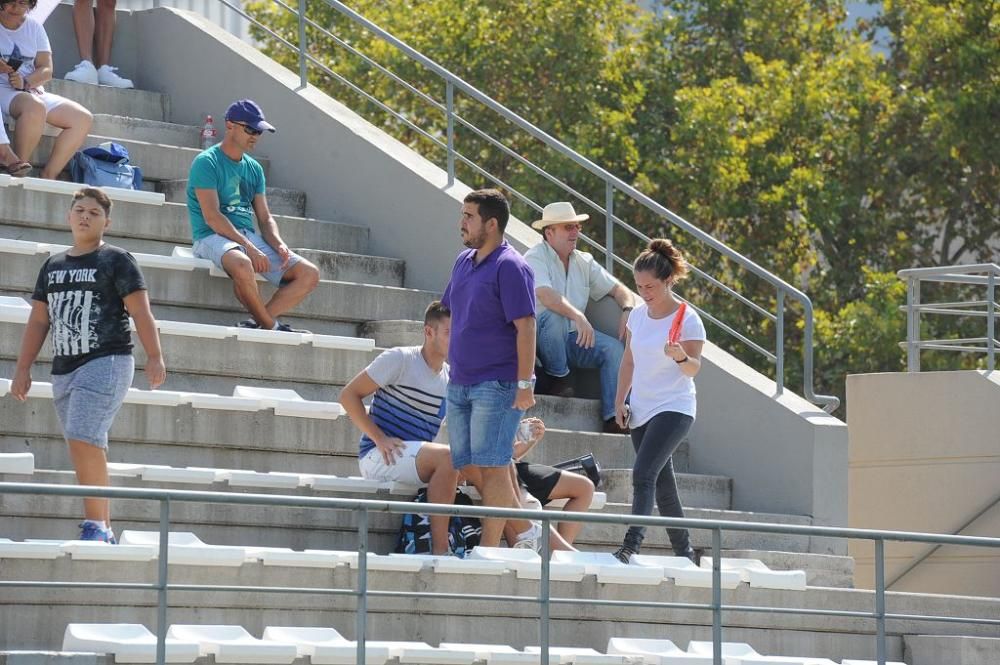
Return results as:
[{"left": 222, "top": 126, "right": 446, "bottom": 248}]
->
[{"left": 200, "top": 115, "right": 217, "bottom": 150}]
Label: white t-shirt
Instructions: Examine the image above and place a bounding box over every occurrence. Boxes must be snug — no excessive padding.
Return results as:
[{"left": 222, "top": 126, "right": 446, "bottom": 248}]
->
[
  {"left": 627, "top": 302, "right": 707, "bottom": 425},
  {"left": 0, "top": 16, "right": 50, "bottom": 90},
  {"left": 524, "top": 241, "right": 618, "bottom": 332}
]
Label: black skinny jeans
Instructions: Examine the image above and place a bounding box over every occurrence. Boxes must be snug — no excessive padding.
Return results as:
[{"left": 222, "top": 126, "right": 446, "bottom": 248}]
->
[{"left": 624, "top": 410, "right": 694, "bottom": 555}]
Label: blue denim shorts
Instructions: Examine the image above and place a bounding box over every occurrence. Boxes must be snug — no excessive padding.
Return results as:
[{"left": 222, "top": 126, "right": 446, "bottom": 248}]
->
[
  {"left": 52, "top": 354, "right": 134, "bottom": 449},
  {"left": 447, "top": 380, "right": 523, "bottom": 468},
  {"left": 193, "top": 229, "right": 302, "bottom": 287}
]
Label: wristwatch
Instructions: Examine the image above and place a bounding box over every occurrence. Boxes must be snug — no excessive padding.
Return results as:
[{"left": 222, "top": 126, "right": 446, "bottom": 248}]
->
[
  {"left": 516, "top": 378, "right": 535, "bottom": 390},
  {"left": 675, "top": 356, "right": 689, "bottom": 364}
]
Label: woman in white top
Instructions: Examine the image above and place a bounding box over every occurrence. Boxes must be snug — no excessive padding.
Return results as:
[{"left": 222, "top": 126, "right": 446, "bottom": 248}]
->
[
  {"left": 0, "top": 0, "right": 93, "bottom": 179},
  {"left": 612, "top": 238, "right": 706, "bottom": 564}
]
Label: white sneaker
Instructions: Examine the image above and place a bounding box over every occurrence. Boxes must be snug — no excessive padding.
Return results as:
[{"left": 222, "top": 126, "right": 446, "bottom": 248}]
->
[
  {"left": 64, "top": 60, "right": 98, "bottom": 85},
  {"left": 97, "top": 65, "right": 133, "bottom": 89},
  {"left": 512, "top": 521, "right": 543, "bottom": 552}
]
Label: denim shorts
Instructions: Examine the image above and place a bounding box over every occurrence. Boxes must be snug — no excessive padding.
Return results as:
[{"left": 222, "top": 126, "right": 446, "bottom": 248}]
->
[
  {"left": 447, "top": 380, "right": 523, "bottom": 468},
  {"left": 52, "top": 354, "right": 134, "bottom": 449},
  {"left": 193, "top": 229, "right": 302, "bottom": 287}
]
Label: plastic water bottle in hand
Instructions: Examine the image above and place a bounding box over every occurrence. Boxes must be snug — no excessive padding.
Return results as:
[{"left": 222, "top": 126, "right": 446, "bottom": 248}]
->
[{"left": 200, "top": 115, "right": 218, "bottom": 150}]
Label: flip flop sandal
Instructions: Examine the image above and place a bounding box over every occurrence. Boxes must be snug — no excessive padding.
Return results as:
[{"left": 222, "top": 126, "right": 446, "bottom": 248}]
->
[{"left": 0, "top": 161, "right": 31, "bottom": 177}]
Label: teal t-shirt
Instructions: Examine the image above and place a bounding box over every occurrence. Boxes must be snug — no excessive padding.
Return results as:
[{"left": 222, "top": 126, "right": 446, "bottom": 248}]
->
[{"left": 187, "top": 144, "right": 266, "bottom": 241}]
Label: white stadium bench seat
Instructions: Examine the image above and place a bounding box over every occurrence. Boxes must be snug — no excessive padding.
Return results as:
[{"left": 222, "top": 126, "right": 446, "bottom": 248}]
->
[
  {"left": 124, "top": 388, "right": 191, "bottom": 407},
  {"left": 365, "top": 641, "right": 478, "bottom": 665},
  {"left": 0, "top": 378, "right": 9, "bottom": 397},
  {"left": 0, "top": 295, "right": 32, "bottom": 322},
  {"left": 526, "top": 646, "right": 639, "bottom": 665},
  {"left": 26, "top": 381, "right": 54, "bottom": 399},
  {"left": 262, "top": 626, "right": 392, "bottom": 665},
  {"left": 440, "top": 643, "right": 538, "bottom": 665},
  {"left": 188, "top": 393, "right": 263, "bottom": 412},
  {"left": 687, "top": 642, "right": 760, "bottom": 659},
  {"left": 0, "top": 238, "right": 47, "bottom": 255},
  {"left": 307, "top": 474, "right": 389, "bottom": 493},
  {"left": 0, "top": 452, "right": 35, "bottom": 475},
  {"left": 140, "top": 465, "right": 218, "bottom": 484},
  {"left": 166, "top": 625, "right": 297, "bottom": 664},
  {"left": 387, "top": 552, "right": 508, "bottom": 575},
  {"left": 551, "top": 551, "right": 664, "bottom": 585},
  {"left": 632, "top": 554, "right": 742, "bottom": 589},
  {"left": 736, "top": 657, "right": 839, "bottom": 665},
  {"left": 63, "top": 623, "right": 199, "bottom": 663},
  {"left": 119, "top": 531, "right": 247, "bottom": 567},
  {"left": 700, "top": 557, "right": 807, "bottom": 591},
  {"left": 156, "top": 319, "right": 237, "bottom": 339},
  {"left": 223, "top": 469, "right": 305, "bottom": 489},
  {"left": 467, "top": 547, "right": 586, "bottom": 582},
  {"left": 13, "top": 176, "right": 165, "bottom": 204},
  {"left": 61, "top": 540, "right": 158, "bottom": 562},
  {"left": 235, "top": 326, "right": 308, "bottom": 345},
  {"left": 0, "top": 538, "right": 64, "bottom": 560},
  {"left": 841, "top": 661, "right": 908, "bottom": 665},
  {"left": 606, "top": 638, "right": 698, "bottom": 665},
  {"left": 246, "top": 547, "right": 353, "bottom": 569}
]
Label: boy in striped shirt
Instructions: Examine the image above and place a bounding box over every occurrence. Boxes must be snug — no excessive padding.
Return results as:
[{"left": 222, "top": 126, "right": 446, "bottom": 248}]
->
[{"left": 339, "top": 301, "right": 459, "bottom": 555}]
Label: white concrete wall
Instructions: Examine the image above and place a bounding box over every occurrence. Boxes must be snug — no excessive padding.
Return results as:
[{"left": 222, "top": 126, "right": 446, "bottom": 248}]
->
[
  {"left": 43, "top": 5, "right": 848, "bottom": 548},
  {"left": 847, "top": 370, "right": 1000, "bottom": 597}
]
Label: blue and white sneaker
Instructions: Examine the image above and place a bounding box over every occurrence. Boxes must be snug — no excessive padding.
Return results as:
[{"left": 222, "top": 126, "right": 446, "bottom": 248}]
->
[{"left": 78, "top": 522, "right": 114, "bottom": 543}]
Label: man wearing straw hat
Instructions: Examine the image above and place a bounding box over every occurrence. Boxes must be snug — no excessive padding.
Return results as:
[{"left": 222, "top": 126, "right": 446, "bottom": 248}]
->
[{"left": 525, "top": 202, "right": 635, "bottom": 434}]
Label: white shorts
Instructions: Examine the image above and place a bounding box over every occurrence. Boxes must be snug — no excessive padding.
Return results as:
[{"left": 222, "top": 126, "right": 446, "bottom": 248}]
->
[
  {"left": 358, "top": 441, "right": 425, "bottom": 486},
  {"left": 0, "top": 88, "right": 73, "bottom": 144}
]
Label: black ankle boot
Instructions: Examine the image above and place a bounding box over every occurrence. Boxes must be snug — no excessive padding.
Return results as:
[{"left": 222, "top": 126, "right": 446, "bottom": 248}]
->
[{"left": 613, "top": 543, "right": 638, "bottom": 564}]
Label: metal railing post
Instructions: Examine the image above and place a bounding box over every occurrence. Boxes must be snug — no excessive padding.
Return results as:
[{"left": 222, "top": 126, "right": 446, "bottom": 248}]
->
[
  {"left": 155, "top": 498, "right": 170, "bottom": 665},
  {"left": 712, "top": 528, "right": 722, "bottom": 665},
  {"left": 775, "top": 290, "right": 785, "bottom": 396},
  {"left": 445, "top": 81, "right": 455, "bottom": 186},
  {"left": 605, "top": 181, "right": 615, "bottom": 272},
  {"left": 906, "top": 278, "right": 921, "bottom": 372},
  {"left": 875, "top": 539, "right": 886, "bottom": 665},
  {"left": 356, "top": 508, "right": 368, "bottom": 665},
  {"left": 987, "top": 273, "right": 995, "bottom": 371},
  {"left": 540, "top": 518, "right": 551, "bottom": 665},
  {"left": 296, "top": 0, "right": 308, "bottom": 89}
]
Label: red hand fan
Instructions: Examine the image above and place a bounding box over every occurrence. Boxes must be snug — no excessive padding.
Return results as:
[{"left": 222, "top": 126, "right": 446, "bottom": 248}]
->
[{"left": 668, "top": 302, "right": 687, "bottom": 344}]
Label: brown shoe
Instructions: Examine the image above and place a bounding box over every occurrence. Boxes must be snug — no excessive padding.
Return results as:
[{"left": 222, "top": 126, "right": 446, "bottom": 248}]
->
[{"left": 603, "top": 417, "right": 629, "bottom": 435}]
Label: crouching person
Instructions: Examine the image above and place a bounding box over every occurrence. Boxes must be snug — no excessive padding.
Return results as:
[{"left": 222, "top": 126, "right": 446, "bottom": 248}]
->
[
  {"left": 339, "top": 301, "right": 459, "bottom": 555},
  {"left": 11, "top": 188, "right": 166, "bottom": 543}
]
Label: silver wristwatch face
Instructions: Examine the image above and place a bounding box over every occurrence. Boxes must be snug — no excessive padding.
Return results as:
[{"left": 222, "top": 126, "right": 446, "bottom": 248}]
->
[{"left": 517, "top": 379, "right": 534, "bottom": 389}]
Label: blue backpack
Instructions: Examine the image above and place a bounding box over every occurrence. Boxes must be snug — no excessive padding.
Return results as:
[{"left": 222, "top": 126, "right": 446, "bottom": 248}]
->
[{"left": 69, "top": 141, "right": 143, "bottom": 190}]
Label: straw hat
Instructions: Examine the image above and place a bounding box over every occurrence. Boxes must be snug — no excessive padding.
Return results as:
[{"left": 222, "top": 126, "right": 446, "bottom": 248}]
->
[{"left": 532, "top": 202, "right": 590, "bottom": 230}]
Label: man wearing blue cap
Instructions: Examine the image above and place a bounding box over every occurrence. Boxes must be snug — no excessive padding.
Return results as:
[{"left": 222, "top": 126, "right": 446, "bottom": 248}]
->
[{"left": 187, "top": 99, "right": 320, "bottom": 332}]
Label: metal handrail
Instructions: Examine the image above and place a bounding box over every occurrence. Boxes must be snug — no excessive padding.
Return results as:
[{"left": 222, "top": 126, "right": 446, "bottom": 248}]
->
[
  {"left": 3, "top": 481, "right": 1000, "bottom": 665},
  {"left": 898, "top": 263, "right": 999, "bottom": 371},
  {"left": 228, "top": 0, "right": 839, "bottom": 411}
]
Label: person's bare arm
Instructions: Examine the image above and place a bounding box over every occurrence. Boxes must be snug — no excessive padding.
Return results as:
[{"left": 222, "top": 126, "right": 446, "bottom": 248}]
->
[
  {"left": 614, "top": 329, "right": 635, "bottom": 428},
  {"left": 536, "top": 286, "right": 596, "bottom": 348},
  {"left": 339, "top": 371, "right": 405, "bottom": 464},
  {"left": 11, "top": 51, "right": 52, "bottom": 90},
  {"left": 252, "top": 194, "right": 290, "bottom": 268},
  {"left": 11, "top": 302, "right": 49, "bottom": 401},
  {"left": 123, "top": 290, "right": 165, "bottom": 390},
  {"left": 609, "top": 283, "right": 635, "bottom": 340},
  {"left": 512, "top": 316, "right": 537, "bottom": 411},
  {"left": 194, "top": 189, "right": 269, "bottom": 272},
  {"left": 665, "top": 339, "right": 705, "bottom": 378}
]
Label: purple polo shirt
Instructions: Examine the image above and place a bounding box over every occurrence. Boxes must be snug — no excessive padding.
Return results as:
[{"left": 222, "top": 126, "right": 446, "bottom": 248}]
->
[{"left": 442, "top": 241, "right": 535, "bottom": 385}]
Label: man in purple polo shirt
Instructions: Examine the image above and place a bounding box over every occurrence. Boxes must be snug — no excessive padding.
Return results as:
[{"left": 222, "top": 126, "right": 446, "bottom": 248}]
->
[{"left": 442, "top": 189, "right": 542, "bottom": 550}]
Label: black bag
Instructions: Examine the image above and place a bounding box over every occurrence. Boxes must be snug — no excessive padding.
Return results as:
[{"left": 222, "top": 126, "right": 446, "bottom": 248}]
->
[
  {"left": 551, "top": 453, "right": 602, "bottom": 488},
  {"left": 394, "top": 488, "right": 481, "bottom": 557}
]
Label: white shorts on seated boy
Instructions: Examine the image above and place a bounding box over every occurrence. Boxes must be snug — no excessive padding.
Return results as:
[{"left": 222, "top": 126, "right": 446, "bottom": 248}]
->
[{"left": 358, "top": 440, "right": 425, "bottom": 486}]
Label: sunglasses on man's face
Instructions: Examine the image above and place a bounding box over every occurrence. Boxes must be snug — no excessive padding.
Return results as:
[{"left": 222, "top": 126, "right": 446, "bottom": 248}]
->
[{"left": 231, "top": 122, "right": 263, "bottom": 136}]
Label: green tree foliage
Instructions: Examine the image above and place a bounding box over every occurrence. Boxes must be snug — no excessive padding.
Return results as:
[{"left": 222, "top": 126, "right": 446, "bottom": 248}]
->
[{"left": 245, "top": 0, "right": 999, "bottom": 414}]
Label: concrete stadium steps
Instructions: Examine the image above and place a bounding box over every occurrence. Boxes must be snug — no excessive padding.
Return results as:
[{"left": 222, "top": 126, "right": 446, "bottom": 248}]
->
[
  {"left": 91, "top": 115, "right": 201, "bottom": 149},
  {"left": 360, "top": 319, "right": 424, "bottom": 347},
  {"left": 1, "top": 558, "right": 996, "bottom": 661},
  {"left": 158, "top": 179, "right": 306, "bottom": 217},
  {"left": 0, "top": 392, "right": 645, "bottom": 472},
  {"left": 26, "top": 133, "right": 245, "bottom": 184},
  {"left": 0, "top": 252, "right": 438, "bottom": 326},
  {"left": 45, "top": 80, "right": 170, "bottom": 122},
  {"left": 1, "top": 470, "right": 834, "bottom": 577},
  {"left": 0, "top": 187, "right": 371, "bottom": 255},
  {"left": 599, "top": 469, "right": 729, "bottom": 508}
]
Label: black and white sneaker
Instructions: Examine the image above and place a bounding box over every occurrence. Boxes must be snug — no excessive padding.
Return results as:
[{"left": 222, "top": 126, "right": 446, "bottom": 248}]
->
[
  {"left": 275, "top": 322, "right": 310, "bottom": 334},
  {"left": 613, "top": 544, "right": 637, "bottom": 564},
  {"left": 237, "top": 319, "right": 260, "bottom": 329}
]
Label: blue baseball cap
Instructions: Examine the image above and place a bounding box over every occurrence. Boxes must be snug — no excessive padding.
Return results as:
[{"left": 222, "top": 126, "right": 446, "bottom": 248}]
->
[{"left": 224, "top": 99, "right": 276, "bottom": 133}]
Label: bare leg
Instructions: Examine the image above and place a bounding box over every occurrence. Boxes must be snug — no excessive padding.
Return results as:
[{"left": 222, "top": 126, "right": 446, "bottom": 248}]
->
[
  {"left": 66, "top": 439, "right": 109, "bottom": 523},
  {"left": 38, "top": 101, "right": 94, "bottom": 180},
  {"left": 414, "top": 443, "right": 459, "bottom": 555},
  {"left": 546, "top": 471, "right": 594, "bottom": 545},
  {"left": 9, "top": 93, "right": 46, "bottom": 168},
  {"left": 0, "top": 143, "right": 26, "bottom": 168},
  {"left": 93, "top": 0, "right": 116, "bottom": 68},
  {"left": 221, "top": 250, "right": 277, "bottom": 329},
  {"left": 71, "top": 0, "right": 96, "bottom": 62},
  {"left": 474, "top": 465, "right": 530, "bottom": 547},
  {"left": 264, "top": 260, "right": 320, "bottom": 319}
]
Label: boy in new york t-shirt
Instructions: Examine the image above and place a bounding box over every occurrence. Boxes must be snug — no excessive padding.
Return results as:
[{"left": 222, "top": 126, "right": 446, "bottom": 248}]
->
[{"left": 12, "top": 188, "right": 166, "bottom": 544}]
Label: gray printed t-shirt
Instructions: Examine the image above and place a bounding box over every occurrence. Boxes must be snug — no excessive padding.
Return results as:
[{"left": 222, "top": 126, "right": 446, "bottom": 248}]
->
[
  {"left": 32, "top": 244, "right": 147, "bottom": 375},
  {"left": 359, "top": 346, "right": 449, "bottom": 458}
]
